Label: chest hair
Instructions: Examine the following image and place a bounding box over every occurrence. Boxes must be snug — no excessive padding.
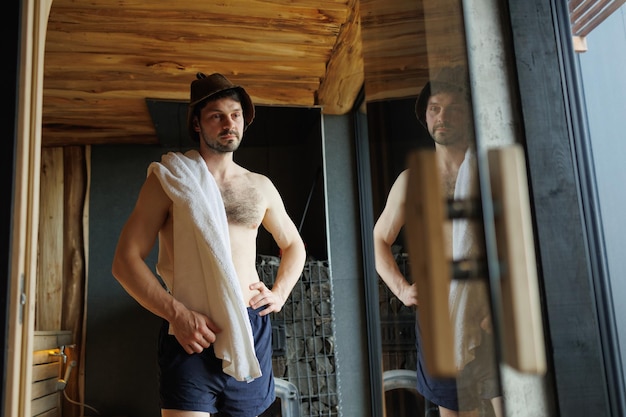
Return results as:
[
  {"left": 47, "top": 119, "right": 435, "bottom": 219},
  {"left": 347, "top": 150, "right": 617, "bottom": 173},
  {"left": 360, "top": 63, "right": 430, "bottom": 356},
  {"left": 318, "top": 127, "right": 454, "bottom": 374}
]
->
[
  {"left": 442, "top": 170, "right": 459, "bottom": 199},
  {"left": 219, "top": 181, "right": 263, "bottom": 228}
]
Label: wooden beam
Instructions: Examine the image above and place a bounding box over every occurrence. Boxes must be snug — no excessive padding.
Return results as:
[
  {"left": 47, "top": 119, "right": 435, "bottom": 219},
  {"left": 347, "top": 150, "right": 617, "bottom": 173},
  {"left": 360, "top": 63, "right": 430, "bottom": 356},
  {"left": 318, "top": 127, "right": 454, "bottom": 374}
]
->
[
  {"left": 37, "top": 148, "right": 64, "bottom": 331},
  {"left": 488, "top": 146, "right": 546, "bottom": 374},
  {"left": 317, "top": 0, "right": 364, "bottom": 114},
  {"left": 7, "top": 0, "right": 53, "bottom": 412},
  {"left": 573, "top": 35, "right": 588, "bottom": 52},
  {"left": 62, "top": 146, "right": 87, "bottom": 417},
  {"left": 404, "top": 150, "right": 455, "bottom": 378}
]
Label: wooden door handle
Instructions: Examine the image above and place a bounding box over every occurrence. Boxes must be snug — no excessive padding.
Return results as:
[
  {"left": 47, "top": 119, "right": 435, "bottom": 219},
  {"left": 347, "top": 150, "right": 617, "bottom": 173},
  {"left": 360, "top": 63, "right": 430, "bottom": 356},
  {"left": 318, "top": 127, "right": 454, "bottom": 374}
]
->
[
  {"left": 404, "top": 149, "right": 455, "bottom": 377},
  {"left": 488, "top": 145, "right": 547, "bottom": 374}
]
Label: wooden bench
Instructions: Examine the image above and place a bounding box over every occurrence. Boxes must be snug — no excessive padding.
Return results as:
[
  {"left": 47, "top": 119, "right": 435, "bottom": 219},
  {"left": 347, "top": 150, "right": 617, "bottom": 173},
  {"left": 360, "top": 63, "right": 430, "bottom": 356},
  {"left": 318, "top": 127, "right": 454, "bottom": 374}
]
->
[{"left": 32, "top": 331, "right": 73, "bottom": 417}]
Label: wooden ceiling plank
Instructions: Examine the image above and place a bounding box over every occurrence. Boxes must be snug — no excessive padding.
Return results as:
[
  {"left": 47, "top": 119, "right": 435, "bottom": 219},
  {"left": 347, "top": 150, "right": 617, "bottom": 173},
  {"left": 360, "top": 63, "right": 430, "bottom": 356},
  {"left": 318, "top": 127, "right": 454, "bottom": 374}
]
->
[
  {"left": 575, "top": 0, "right": 626, "bottom": 36},
  {"left": 42, "top": 133, "right": 160, "bottom": 148},
  {"left": 50, "top": 0, "right": 350, "bottom": 21},
  {"left": 571, "top": 0, "right": 602, "bottom": 22},
  {"left": 569, "top": 0, "right": 587, "bottom": 12},
  {"left": 42, "top": 82, "right": 319, "bottom": 105},
  {"left": 48, "top": 11, "right": 345, "bottom": 40},
  {"left": 44, "top": 54, "right": 327, "bottom": 80},
  {"left": 45, "top": 31, "right": 335, "bottom": 61},
  {"left": 572, "top": 0, "right": 609, "bottom": 34},
  {"left": 43, "top": 70, "right": 325, "bottom": 86}
]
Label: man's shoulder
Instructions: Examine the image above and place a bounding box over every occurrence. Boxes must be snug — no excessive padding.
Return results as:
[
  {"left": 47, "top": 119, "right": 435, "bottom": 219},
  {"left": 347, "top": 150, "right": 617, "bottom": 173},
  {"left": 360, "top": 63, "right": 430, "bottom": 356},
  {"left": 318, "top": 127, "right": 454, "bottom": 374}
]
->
[
  {"left": 240, "top": 168, "right": 272, "bottom": 185},
  {"left": 393, "top": 169, "right": 410, "bottom": 187}
]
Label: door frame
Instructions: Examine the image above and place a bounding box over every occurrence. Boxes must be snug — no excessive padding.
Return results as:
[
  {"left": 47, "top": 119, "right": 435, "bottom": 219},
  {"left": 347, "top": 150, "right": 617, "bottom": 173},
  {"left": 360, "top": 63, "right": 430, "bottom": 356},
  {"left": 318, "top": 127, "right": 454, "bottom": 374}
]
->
[
  {"left": 1, "top": 1, "right": 21, "bottom": 414},
  {"left": 515, "top": 0, "right": 625, "bottom": 414},
  {"left": 3, "top": 1, "right": 51, "bottom": 416}
]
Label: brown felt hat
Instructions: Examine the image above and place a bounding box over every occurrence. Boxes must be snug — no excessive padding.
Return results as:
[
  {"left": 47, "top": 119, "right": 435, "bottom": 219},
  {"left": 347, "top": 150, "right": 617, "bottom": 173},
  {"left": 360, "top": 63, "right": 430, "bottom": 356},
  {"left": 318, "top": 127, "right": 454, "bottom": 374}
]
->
[
  {"left": 187, "top": 72, "right": 255, "bottom": 140},
  {"left": 415, "top": 66, "right": 470, "bottom": 128}
]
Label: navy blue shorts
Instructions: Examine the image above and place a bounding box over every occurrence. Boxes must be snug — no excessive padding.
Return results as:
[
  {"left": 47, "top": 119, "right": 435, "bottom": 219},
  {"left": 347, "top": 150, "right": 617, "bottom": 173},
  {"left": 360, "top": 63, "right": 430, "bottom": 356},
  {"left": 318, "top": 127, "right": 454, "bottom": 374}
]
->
[
  {"left": 416, "top": 328, "right": 459, "bottom": 410},
  {"left": 158, "top": 307, "right": 275, "bottom": 416},
  {"left": 415, "top": 313, "right": 501, "bottom": 411}
]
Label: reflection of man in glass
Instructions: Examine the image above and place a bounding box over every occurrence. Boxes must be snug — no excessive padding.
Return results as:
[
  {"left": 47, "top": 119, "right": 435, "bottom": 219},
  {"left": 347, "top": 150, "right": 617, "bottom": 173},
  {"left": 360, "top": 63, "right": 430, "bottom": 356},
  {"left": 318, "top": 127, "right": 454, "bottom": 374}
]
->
[{"left": 373, "top": 66, "right": 502, "bottom": 417}]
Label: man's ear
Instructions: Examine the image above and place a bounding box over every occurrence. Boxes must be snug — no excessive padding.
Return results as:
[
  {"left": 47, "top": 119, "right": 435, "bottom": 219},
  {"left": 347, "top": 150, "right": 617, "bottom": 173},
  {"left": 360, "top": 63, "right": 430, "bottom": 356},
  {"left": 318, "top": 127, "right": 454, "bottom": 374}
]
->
[{"left": 193, "top": 117, "right": 200, "bottom": 132}]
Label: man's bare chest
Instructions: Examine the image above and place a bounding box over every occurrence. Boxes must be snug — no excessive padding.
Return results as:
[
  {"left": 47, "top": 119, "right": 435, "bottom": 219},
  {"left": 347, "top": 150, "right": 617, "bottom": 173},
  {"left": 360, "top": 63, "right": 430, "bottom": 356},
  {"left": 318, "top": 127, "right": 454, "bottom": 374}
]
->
[{"left": 218, "top": 180, "right": 264, "bottom": 228}]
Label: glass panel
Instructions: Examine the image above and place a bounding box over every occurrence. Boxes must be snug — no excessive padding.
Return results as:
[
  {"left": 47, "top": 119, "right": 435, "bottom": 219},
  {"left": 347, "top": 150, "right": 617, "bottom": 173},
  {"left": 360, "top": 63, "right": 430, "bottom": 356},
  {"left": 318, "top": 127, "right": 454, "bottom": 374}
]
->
[{"left": 360, "top": 0, "right": 504, "bottom": 416}]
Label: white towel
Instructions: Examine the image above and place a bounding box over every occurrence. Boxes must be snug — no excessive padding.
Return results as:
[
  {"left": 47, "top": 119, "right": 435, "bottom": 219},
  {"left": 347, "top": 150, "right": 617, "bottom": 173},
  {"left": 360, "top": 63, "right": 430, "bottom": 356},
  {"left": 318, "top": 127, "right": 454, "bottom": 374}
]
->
[
  {"left": 148, "top": 150, "right": 261, "bottom": 382},
  {"left": 448, "top": 149, "right": 490, "bottom": 370}
]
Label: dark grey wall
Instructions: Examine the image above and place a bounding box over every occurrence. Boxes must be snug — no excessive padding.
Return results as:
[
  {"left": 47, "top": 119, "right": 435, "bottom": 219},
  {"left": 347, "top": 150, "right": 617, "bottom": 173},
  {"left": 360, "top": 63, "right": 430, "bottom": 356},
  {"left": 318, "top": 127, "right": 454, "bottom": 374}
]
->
[
  {"left": 237, "top": 106, "right": 327, "bottom": 260},
  {"left": 322, "top": 114, "right": 371, "bottom": 416},
  {"left": 87, "top": 145, "right": 165, "bottom": 416}
]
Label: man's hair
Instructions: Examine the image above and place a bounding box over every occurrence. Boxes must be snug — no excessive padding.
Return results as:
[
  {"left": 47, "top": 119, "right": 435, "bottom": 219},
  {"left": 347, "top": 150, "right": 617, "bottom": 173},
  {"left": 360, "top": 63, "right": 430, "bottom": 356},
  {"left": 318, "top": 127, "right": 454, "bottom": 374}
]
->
[
  {"left": 415, "top": 66, "right": 470, "bottom": 128},
  {"left": 429, "top": 80, "right": 470, "bottom": 102}
]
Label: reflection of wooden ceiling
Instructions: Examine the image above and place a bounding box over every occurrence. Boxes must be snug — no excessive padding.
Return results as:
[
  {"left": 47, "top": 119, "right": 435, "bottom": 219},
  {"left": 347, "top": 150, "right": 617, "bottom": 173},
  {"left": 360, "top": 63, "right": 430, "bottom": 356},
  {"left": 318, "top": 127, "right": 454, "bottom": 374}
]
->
[{"left": 360, "top": 0, "right": 467, "bottom": 102}]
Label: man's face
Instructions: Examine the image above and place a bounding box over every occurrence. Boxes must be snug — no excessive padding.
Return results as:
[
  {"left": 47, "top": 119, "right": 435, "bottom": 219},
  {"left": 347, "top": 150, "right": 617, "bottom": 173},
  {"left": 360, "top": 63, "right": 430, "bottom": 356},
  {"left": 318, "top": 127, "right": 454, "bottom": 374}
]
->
[
  {"left": 425, "top": 91, "right": 471, "bottom": 147},
  {"left": 194, "top": 97, "right": 245, "bottom": 153}
]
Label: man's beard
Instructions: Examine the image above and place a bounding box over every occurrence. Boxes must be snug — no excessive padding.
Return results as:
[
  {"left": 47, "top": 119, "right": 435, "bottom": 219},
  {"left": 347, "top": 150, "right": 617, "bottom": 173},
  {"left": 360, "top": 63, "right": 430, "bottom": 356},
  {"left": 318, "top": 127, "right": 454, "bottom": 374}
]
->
[
  {"left": 430, "top": 123, "right": 463, "bottom": 146},
  {"left": 201, "top": 129, "right": 241, "bottom": 153}
]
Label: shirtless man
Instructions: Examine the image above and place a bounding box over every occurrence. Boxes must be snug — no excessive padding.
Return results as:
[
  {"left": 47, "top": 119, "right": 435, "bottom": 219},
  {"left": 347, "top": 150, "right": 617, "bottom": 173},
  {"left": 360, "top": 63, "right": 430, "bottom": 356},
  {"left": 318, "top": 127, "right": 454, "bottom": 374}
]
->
[
  {"left": 112, "top": 73, "right": 306, "bottom": 417},
  {"left": 373, "top": 66, "right": 502, "bottom": 417},
  {"left": 373, "top": 67, "right": 471, "bottom": 329}
]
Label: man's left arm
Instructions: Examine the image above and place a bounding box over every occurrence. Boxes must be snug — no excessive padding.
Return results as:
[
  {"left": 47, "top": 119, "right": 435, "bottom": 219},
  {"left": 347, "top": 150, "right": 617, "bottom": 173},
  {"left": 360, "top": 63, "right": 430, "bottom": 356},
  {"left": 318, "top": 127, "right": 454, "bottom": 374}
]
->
[{"left": 249, "top": 177, "right": 306, "bottom": 316}]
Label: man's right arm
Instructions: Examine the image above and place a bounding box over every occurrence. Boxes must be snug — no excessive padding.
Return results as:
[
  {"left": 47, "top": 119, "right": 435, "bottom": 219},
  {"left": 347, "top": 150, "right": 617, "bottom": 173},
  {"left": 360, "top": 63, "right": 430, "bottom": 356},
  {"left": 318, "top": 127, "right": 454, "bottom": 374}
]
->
[
  {"left": 111, "top": 173, "right": 219, "bottom": 354},
  {"left": 373, "top": 170, "right": 418, "bottom": 307}
]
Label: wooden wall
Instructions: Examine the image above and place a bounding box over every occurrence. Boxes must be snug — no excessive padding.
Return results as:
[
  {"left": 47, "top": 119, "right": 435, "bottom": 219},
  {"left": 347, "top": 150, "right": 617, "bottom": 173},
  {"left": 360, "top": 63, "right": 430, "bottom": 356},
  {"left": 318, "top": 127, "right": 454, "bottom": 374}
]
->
[{"left": 37, "top": 146, "right": 89, "bottom": 417}]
